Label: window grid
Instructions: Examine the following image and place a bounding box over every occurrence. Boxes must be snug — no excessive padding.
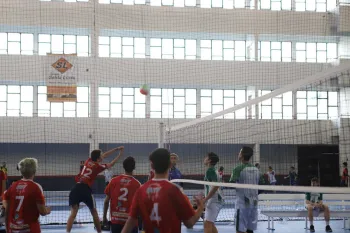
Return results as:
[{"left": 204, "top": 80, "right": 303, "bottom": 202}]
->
[
  {"left": 200, "top": 40, "right": 247, "bottom": 61},
  {"left": 99, "top": 37, "right": 145, "bottom": 58},
  {"left": 98, "top": 87, "right": 146, "bottom": 118},
  {"left": 38, "top": 86, "right": 90, "bottom": 117},
  {"left": 296, "top": 42, "right": 337, "bottom": 63},
  {"left": 99, "top": 0, "right": 146, "bottom": 4},
  {"left": 41, "top": 0, "right": 88, "bottom": 2},
  {"left": 259, "top": 41, "right": 292, "bottom": 62},
  {"left": 0, "top": 33, "right": 34, "bottom": 55},
  {"left": 150, "top": 88, "right": 197, "bottom": 119},
  {"left": 200, "top": 89, "right": 247, "bottom": 119},
  {"left": 259, "top": 91, "right": 293, "bottom": 119},
  {"left": 150, "top": 38, "right": 196, "bottom": 60},
  {"left": 259, "top": 0, "right": 292, "bottom": 10},
  {"left": 0, "top": 85, "right": 34, "bottom": 117},
  {"left": 295, "top": 0, "right": 336, "bottom": 12},
  {"left": 201, "top": 0, "right": 253, "bottom": 8},
  {"left": 38, "top": 34, "right": 89, "bottom": 56},
  {"left": 296, "top": 91, "right": 338, "bottom": 120}
]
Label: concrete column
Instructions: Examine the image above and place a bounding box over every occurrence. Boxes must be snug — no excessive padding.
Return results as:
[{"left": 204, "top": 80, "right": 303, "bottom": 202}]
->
[
  {"left": 254, "top": 144, "right": 260, "bottom": 165},
  {"left": 292, "top": 90, "right": 297, "bottom": 119}
]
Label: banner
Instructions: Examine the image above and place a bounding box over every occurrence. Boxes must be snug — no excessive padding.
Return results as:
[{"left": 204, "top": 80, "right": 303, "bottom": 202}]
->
[{"left": 46, "top": 56, "right": 77, "bottom": 102}]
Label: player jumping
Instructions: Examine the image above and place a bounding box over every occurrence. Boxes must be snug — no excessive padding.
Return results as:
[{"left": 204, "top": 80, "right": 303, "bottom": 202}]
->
[
  {"left": 230, "top": 146, "right": 261, "bottom": 233},
  {"left": 103, "top": 157, "right": 141, "bottom": 233},
  {"left": 66, "top": 146, "right": 124, "bottom": 233},
  {"left": 121, "top": 148, "right": 205, "bottom": 233},
  {"left": 3, "top": 158, "right": 51, "bottom": 233}
]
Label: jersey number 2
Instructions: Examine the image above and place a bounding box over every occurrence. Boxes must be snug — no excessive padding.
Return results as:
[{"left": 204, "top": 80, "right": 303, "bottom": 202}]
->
[
  {"left": 81, "top": 166, "right": 92, "bottom": 178},
  {"left": 150, "top": 203, "right": 161, "bottom": 222},
  {"left": 16, "top": 196, "right": 24, "bottom": 211},
  {"left": 118, "top": 188, "right": 128, "bottom": 201}
]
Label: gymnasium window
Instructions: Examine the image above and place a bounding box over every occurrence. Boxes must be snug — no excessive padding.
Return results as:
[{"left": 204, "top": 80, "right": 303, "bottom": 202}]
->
[
  {"left": 0, "top": 85, "right": 33, "bottom": 117},
  {"left": 149, "top": 0, "right": 196, "bottom": 6},
  {"left": 150, "top": 89, "right": 196, "bottom": 118},
  {"left": 98, "top": 87, "right": 146, "bottom": 118},
  {"left": 38, "top": 34, "right": 89, "bottom": 56},
  {"left": 149, "top": 39, "right": 196, "bottom": 60},
  {"left": 296, "top": 42, "right": 337, "bottom": 63},
  {"left": 40, "top": 0, "right": 89, "bottom": 2},
  {"left": 0, "top": 33, "right": 34, "bottom": 55},
  {"left": 259, "top": 91, "right": 293, "bottom": 119},
  {"left": 200, "top": 89, "right": 246, "bottom": 119},
  {"left": 200, "top": 0, "right": 252, "bottom": 8},
  {"left": 38, "top": 86, "right": 89, "bottom": 117},
  {"left": 259, "top": 0, "right": 291, "bottom": 10},
  {"left": 295, "top": 0, "right": 336, "bottom": 12},
  {"left": 296, "top": 91, "right": 338, "bottom": 120},
  {"left": 99, "top": 0, "right": 146, "bottom": 4},
  {"left": 200, "top": 40, "right": 247, "bottom": 61},
  {"left": 258, "top": 41, "right": 292, "bottom": 62},
  {"left": 99, "top": 37, "right": 145, "bottom": 58}
]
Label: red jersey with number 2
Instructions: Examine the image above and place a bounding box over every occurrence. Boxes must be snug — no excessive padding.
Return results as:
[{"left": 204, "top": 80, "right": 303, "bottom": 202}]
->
[
  {"left": 3, "top": 179, "right": 45, "bottom": 233},
  {"left": 104, "top": 175, "right": 141, "bottom": 225},
  {"left": 75, "top": 158, "right": 108, "bottom": 187},
  {"left": 130, "top": 179, "right": 195, "bottom": 233}
]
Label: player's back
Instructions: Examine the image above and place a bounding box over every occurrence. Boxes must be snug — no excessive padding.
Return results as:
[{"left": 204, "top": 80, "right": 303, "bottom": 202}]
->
[
  {"left": 106, "top": 174, "right": 141, "bottom": 224},
  {"left": 132, "top": 179, "right": 194, "bottom": 233},
  {"left": 4, "top": 179, "right": 45, "bottom": 233},
  {"left": 76, "top": 158, "right": 107, "bottom": 187}
]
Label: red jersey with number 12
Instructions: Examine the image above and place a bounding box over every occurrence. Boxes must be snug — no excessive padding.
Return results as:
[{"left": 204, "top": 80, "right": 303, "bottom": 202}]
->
[
  {"left": 75, "top": 158, "right": 108, "bottom": 187},
  {"left": 104, "top": 175, "right": 141, "bottom": 225},
  {"left": 130, "top": 179, "right": 195, "bottom": 233},
  {"left": 2, "top": 179, "right": 45, "bottom": 233}
]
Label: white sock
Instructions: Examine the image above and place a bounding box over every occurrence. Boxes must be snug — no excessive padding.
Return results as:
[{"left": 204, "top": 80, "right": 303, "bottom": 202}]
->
[
  {"left": 326, "top": 220, "right": 330, "bottom": 225},
  {"left": 310, "top": 220, "right": 314, "bottom": 225}
]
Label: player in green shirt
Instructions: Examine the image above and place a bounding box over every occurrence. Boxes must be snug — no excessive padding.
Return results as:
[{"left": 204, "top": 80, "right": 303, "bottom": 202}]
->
[
  {"left": 203, "top": 152, "right": 223, "bottom": 233},
  {"left": 305, "top": 177, "right": 332, "bottom": 232}
]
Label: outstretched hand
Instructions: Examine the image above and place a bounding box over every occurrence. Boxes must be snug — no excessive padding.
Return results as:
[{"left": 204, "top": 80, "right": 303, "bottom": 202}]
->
[{"left": 116, "top": 146, "right": 124, "bottom": 150}]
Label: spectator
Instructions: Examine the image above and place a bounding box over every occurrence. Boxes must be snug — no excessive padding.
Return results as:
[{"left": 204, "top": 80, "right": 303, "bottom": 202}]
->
[
  {"left": 284, "top": 166, "right": 298, "bottom": 186},
  {"left": 341, "top": 162, "right": 348, "bottom": 187}
]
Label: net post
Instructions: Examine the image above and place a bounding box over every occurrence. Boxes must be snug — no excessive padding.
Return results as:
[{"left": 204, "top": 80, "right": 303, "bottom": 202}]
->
[{"left": 158, "top": 122, "right": 165, "bottom": 148}]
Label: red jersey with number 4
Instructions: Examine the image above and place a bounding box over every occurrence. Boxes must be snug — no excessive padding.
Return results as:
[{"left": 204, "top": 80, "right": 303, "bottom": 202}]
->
[
  {"left": 2, "top": 179, "right": 45, "bottom": 233},
  {"left": 130, "top": 179, "right": 195, "bottom": 233},
  {"left": 104, "top": 175, "right": 141, "bottom": 225},
  {"left": 75, "top": 158, "right": 108, "bottom": 187}
]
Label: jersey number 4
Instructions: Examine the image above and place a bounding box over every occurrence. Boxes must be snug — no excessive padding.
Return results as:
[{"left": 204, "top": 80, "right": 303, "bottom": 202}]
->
[
  {"left": 150, "top": 203, "right": 161, "bottom": 222},
  {"left": 16, "top": 196, "right": 24, "bottom": 211},
  {"left": 81, "top": 166, "right": 92, "bottom": 178}
]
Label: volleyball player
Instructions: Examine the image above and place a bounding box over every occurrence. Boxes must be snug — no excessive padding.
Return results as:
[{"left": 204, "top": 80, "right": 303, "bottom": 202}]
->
[
  {"left": 203, "top": 152, "right": 222, "bottom": 233},
  {"left": 121, "top": 148, "right": 204, "bottom": 233},
  {"left": 230, "top": 146, "right": 260, "bottom": 233},
  {"left": 66, "top": 146, "right": 124, "bottom": 233},
  {"left": 2, "top": 158, "right": 51, "bottom": 233},
  {"left": 103, "top": 157, "right": 141, "bottom": 233}
]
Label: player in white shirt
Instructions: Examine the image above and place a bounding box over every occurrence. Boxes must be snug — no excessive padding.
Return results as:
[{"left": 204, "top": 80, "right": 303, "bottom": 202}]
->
[{"left": 104, "top": 168, "right": 114, "bottom": 186}]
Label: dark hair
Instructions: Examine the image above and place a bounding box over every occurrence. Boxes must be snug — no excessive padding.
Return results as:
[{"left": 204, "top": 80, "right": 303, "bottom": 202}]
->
[
  {"left": 241, "top": 146, "right": 253, "bottom": 161},
  {"left": 149, "top": 148, "right": 171, "bottom": 174},
  {"left": 255, "top": 163, "right": 260, "bottom": 168},
  {"left": 123, "top": 157, "right": 136, "bottom": 173},
  {"left": 219, "top": 166, "right": 224, "bottom": 171},
  {"left": 290, "top": 166, "right": 295, "bottom": 169},
  {"left": 268, "top": 166, "right": 273, "bottom": 169},
  {"left": 343, "top": 162, "right": 348, "bottom": 167},
  {"left": 91, "top": 150, "right": 102, "bottom": 162},
  {"left": 311, "top": 177, "right": 319, "bottom": 182},
  {"left": 207, "top": 152, "right": 219, "bottom": 165}
]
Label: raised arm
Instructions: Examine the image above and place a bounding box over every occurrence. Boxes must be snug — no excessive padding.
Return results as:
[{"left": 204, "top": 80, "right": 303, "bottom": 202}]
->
[
  {"left": 101, "top": 146, "right": 124, "bottom": 159},
  {"left": 107, "top": 147, "right": 124, "bottom": 168}
]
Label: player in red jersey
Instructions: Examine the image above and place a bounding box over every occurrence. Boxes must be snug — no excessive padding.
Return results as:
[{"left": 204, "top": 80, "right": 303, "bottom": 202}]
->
[
  {"left": 103, "top": 157, "right": 141, "bottom": 233},
  {"left": 121, "top": 148, "right": 204, "bottom": 233},
  {"left": 2, "top": 158, "right": 51, "bottom": 233},
  {"left": 67, "top": 146, "right": 124, "bottom": 233}
]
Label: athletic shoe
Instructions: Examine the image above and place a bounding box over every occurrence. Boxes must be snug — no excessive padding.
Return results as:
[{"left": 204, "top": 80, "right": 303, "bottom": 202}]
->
[
  {"left": 326, "top": 225, "right": 333, "bottom": 232},
  {"left": 310, "top": 225, "right": 315, "bottom": 232}
]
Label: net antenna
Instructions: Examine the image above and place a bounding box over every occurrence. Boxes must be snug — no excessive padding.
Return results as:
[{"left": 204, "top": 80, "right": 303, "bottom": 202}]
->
[
  {"left": 166, "top": 62, "right": 350, "bottom": 133},
  {"left": 158, "top": 122, "right": 166, "bottom": 149}
]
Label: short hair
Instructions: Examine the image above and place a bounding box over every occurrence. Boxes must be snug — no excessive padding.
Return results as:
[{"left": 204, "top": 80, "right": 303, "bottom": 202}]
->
[
  {"left": 123, "top": 157, "right": 136, "bottom": 173},
  {"left": 91, "top": 150, "right": 102, "bottom": 162},
  {"left": 241, "top": 146, "right": 253, "bottom": 161},
  {"left": 149, "top": 148, "right": 171, "bottom": 174},
  {"left": 219, "top": 166, "right": 224, "bottom": 171},
  {"left": 268, "top": 166, "right": 273, "bottom": 169},
  {"left": 207, "top": 152, "right": 219, "bottom": 165},
  {"left": 255, "top": 163, "right": 260, "bottom": 168},
  {"left": 18, "top": 158, "right": 38, "bottom": 179},
  {"left": 343, "top": 162, "right": 348, "bottom": 167},
  {"left": 291, "top": 166, "right": 295, "bottom": 169},
  {"left": 170, "top": 153, "right": 179, "bottom": 159}
]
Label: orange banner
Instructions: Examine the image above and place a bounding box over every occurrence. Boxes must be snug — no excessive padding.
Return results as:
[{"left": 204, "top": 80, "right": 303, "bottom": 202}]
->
[{"left": 47, "top": 86, "right": 77, "bottom": 102}]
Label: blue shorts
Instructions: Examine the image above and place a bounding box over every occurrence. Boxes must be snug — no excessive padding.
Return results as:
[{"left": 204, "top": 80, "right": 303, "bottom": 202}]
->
[{"left": 235, "top": 208, "right": 258, "bottom": 232}]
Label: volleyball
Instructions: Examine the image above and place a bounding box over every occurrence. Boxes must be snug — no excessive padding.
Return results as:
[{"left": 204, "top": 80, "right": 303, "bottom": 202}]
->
[{"left": 140, "top": 84, "right": 149, "bottom": 95}]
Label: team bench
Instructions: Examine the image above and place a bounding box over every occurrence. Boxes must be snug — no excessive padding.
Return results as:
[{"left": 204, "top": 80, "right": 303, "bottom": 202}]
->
[{"left": 259, "top": 193, "right": 350, "bottom": 230}]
